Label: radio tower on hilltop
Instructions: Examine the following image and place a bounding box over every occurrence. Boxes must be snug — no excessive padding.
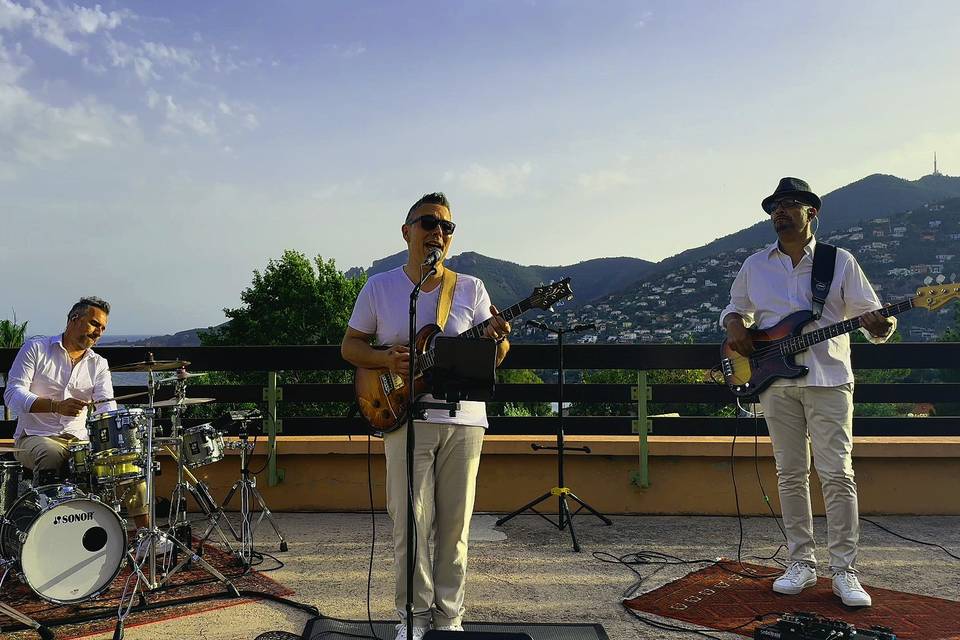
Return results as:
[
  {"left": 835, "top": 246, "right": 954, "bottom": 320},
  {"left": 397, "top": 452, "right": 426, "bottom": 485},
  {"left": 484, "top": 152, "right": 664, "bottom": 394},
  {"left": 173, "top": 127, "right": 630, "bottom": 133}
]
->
[{"left": 933, "top": 152, "right": 943, "bottom": 176}]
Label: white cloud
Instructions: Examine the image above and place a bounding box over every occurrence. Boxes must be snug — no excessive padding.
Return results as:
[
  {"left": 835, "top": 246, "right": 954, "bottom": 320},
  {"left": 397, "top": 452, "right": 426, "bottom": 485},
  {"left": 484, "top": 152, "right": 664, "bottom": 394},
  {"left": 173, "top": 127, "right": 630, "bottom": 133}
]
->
[
  {"left": 142, "top": 40, "right": 196, "bottom": 68},
  {"left": 577, "top": 168, "right": 635, "bottom": 193},
  {"left": 0, "top": 0, "right": 35, "bottom": 31},
  {"left": 444, "top": 162, "right": 533, "bottom": 197},
  {"left": 23, "top": 0, "right": 124, "bottom": 55},
  {"left": 146, "top": 91, "right": 215, "bottom": 136},
  {"left": 325, "top": 42, "right": 366, "bottom": 59},
  {"left": 0, "top": 84, "right": 140, "bottom": 166},
  {"left": 0, "top": 35, "right": 29, "bottom": 82}
]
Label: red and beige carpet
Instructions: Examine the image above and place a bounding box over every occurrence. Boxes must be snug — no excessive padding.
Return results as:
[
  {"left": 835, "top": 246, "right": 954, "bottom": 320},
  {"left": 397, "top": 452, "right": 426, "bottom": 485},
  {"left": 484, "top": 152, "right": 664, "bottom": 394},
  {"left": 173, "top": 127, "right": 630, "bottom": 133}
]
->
[
  {"left": 624, "top": 561, "right": 960, "bottom": 639},
  {"left": 1, "top": 543, "right": 292, "bottom": 639}
]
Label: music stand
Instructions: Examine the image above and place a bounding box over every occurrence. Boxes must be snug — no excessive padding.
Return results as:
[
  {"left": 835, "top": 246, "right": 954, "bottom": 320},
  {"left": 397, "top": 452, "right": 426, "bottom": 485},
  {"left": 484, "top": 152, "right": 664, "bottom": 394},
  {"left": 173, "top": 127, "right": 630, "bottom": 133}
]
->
[
  {"left": 427, "top": 336, "right": 496, "bottom": 406},
  {"left": 495, "top": 321, "right": 611, "bottom": 552}
]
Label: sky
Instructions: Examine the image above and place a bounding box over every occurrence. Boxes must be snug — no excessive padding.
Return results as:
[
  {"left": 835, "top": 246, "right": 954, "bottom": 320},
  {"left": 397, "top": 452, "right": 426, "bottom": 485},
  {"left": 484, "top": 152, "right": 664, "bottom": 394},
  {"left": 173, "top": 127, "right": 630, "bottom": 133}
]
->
[{"left": 2, "top": 0, "right": 959, "bottom": 335}]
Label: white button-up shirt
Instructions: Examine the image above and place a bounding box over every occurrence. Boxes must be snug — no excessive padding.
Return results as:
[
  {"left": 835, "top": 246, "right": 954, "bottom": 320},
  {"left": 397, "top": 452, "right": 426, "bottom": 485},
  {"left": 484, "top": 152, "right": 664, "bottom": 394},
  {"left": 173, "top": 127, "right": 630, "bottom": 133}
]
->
[
  {"left": 4, "top": 335, "right": 116, "bottom": 440},
  {"left": 719, "top": 238, "right": 895, "bottom": 387}
]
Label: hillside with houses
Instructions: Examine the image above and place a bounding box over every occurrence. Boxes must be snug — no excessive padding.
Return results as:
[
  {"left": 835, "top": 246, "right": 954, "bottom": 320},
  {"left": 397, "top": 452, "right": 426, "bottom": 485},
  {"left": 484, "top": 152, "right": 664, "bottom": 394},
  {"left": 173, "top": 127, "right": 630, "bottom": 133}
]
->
[{"left": 521, "top": 196, "right": 960, "bottom": 345}]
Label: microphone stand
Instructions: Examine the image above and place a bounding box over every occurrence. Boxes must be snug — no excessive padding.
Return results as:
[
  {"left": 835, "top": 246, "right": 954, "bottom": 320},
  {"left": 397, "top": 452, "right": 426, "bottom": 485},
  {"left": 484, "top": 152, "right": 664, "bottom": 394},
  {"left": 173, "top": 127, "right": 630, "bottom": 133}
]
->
[
  {"left": 495, "top": 321, "right": 611, "bottom": 552},
  {"left": 404, "top": 257, "right": 436, "bottom": 640}
]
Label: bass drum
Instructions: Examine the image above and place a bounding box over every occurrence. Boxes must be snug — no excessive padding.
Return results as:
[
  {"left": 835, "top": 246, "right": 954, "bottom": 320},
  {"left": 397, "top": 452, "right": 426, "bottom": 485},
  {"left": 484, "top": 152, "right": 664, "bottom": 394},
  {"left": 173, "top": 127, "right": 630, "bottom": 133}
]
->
[{"left": 0, "top": 484, "right": 127, "bottom": 603}]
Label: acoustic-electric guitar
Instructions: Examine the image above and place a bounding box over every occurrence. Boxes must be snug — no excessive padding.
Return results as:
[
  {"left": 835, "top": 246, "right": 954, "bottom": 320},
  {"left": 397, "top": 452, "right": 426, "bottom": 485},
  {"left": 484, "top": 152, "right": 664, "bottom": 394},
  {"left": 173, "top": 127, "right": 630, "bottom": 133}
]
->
[
  {"left": 720, "top": 283, "right": 960, "bottom": 397},
  {"left": 355, "top": 278, "right": 574, "bottom": 433}
]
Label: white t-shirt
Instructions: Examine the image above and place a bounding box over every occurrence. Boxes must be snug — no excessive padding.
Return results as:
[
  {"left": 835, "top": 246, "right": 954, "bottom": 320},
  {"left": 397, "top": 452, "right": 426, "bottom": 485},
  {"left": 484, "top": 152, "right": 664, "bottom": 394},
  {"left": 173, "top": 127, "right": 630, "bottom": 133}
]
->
[{"left": 348, "top": 266, "right": 494, "bottom": 427}]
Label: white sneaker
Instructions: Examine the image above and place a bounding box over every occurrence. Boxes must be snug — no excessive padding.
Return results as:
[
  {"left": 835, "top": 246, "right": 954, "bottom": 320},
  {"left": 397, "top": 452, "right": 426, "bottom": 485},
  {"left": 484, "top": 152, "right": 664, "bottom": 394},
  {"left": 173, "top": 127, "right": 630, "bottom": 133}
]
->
[
  {"left": 434, "top": 625, "right": 464, "bottom": 631},
  {"left": 772, "top": 561, "right": 818, "bottom": 595},
  {"left": 394, "top": 624, "right": 428, "bottom": 640},
  {"left": 832, "top": 570, "right": 872, "bottom": 607}
]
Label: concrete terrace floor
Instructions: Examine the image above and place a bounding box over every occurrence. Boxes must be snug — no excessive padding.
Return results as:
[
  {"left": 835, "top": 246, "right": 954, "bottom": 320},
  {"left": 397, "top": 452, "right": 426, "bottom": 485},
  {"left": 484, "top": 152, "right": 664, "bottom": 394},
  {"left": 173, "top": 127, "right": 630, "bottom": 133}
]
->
[{"left": 67, "top": 511, "right": 960, "bottom": 640}]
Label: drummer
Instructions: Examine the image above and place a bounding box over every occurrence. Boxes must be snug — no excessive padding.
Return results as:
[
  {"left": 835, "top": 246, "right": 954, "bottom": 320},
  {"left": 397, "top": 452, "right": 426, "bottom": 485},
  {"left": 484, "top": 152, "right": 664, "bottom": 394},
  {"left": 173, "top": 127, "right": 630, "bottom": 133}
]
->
[{"left": 3, "top": 297, "right": 149, "bottom": 528}]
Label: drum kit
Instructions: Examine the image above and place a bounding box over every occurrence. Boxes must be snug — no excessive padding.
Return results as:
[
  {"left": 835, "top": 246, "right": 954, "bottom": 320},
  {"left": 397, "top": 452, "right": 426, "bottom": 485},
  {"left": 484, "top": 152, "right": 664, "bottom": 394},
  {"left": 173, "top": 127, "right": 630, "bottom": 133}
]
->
[{"left": 0, "top": 355, "right": 287, "bottom": 638}]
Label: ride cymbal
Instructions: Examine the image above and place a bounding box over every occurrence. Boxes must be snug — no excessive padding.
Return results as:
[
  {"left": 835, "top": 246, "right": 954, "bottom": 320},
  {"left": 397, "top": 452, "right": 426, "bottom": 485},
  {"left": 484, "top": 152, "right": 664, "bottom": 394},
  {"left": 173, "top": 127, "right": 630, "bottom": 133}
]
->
[{"left": 110, "top": 358, "right": 191, "bottom": 372}]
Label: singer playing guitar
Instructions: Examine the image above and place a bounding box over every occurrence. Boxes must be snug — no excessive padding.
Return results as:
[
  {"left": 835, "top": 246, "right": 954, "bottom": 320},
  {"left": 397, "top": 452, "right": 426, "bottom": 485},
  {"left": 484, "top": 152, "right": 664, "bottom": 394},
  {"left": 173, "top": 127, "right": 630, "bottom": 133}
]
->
[
  {"left": 340, "top": 192, "right": 511, "bottom": 639},
  {"left": 720, "top": 177, "right": 894, "bottom": 608}
]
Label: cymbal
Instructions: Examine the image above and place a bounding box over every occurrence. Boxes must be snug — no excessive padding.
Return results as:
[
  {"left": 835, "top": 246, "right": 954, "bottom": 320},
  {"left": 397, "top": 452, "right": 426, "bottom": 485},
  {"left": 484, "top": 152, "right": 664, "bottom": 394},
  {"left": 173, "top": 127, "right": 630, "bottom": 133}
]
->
[
  {"left": 151, "top": 397, "right": 215, "bottom": 408},
  {"left": 156, "top": 371, "right": 206, "bottom": 384},
  {"left": 110, "top": 358, "right": 191, "bottom": 372}
]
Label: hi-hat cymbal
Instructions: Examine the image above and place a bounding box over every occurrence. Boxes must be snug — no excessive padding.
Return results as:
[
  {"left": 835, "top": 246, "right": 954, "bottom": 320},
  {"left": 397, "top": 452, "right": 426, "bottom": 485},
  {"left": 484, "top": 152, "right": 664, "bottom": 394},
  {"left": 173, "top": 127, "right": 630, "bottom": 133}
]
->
[
  {"left": 110, "top": 358, "right": 191, "bottom": 372},
  {"left": 151, "top": 397, "right": 215, "bottom": 408}
]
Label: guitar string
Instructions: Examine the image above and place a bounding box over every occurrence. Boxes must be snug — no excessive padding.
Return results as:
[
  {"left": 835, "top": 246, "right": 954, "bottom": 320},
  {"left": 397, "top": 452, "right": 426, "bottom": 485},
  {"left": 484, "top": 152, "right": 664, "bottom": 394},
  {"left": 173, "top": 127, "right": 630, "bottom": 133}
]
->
[{"left": 724, "top": 300, "right": 912, "bottom": 371}]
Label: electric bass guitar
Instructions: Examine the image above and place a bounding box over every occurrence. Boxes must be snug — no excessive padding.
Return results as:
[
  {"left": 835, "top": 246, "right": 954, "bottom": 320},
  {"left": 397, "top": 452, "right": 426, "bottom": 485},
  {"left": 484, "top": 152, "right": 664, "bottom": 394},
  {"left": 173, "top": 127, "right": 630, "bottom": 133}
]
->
[
  {"left": 720, "top": 283, "right": 960, "bottom": 397},
  {"left": 355, "top": 278, "right": 574, "bottom": 433}
]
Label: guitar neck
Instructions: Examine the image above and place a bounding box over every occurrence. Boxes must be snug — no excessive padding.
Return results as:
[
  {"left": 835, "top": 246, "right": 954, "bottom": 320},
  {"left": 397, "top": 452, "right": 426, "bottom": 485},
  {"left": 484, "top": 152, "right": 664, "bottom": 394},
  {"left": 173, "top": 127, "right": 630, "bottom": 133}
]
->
[
  {"left": 415, "top": 297, "right": 535, "bottom": 373},
  {"left": 783, "top": 298, "right": 912, "bottom": 354}
]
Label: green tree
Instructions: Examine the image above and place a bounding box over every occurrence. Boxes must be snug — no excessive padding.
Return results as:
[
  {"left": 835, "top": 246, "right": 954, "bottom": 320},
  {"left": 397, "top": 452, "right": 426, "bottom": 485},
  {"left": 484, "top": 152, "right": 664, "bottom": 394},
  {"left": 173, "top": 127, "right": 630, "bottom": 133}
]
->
[
  {"left": 935, "top": 301, "right": 960, "bottom": 415},
  {"left": 851, "top": 327, "right": 913, "bottom": 416},
  {"left": 1, "top": 312, "right": 28, "bottom": 420},
  {"left": 197, "top": 251, "right": 366, "bottom": 418},
  {"left": 488, "top": 368, "right": 552, "bottom": 417},
  {"left": 568, "top": 368, "right": 716, "bottom": 417}
]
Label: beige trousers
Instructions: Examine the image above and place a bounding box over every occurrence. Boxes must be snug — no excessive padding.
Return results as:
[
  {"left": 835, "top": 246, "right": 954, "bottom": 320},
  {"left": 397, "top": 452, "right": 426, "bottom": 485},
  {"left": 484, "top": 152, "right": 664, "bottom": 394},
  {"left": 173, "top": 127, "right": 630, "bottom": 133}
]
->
[
  {"left": 15, "top": 433, "right": 148, "bottom": 518},
  {"left": 759, "top": 383, "right": 859, "bottom": 571},
  {"left": 383, "top": 421, "right": 485, "bottom": 629}
]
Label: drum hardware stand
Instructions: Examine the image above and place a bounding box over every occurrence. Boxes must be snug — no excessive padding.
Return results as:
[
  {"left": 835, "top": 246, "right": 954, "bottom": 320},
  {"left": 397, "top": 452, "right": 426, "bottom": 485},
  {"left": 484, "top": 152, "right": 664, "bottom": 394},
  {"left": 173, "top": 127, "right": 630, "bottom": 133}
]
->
[
  {"left": 111, "top": 355, "right": 239, "bottom": 640},
  {"left": 219, "top": 412, "right": 287, "bottom": 566},
  {"left": 165, "top": 393, "right": 238, "bottom": 555},
  {"left": 496, "top": 321, "right": 611, "bottom": 552},
  {"left": 0, "top": 558, "right": 55, "bottom": 639}
]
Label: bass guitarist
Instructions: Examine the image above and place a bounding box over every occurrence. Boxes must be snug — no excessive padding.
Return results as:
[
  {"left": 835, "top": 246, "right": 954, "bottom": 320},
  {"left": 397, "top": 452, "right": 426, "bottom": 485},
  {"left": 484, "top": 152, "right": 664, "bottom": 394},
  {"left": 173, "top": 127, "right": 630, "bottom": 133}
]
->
[
  {"left": 720, "top": 177, "right": 893, "bottom": 607},
  {"left": 341, "top": 192, "right": 511, "bottom": 639}
]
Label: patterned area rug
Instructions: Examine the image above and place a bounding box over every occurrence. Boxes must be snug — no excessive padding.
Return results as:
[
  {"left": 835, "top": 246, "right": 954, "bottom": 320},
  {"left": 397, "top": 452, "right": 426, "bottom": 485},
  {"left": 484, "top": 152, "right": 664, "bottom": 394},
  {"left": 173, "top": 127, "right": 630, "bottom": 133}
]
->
[
  {"left": 1, "top": 542, "right": 293, "bottom": 639},
  {"left": 624, "top": 561, "right": 960, "bottom": 639}
]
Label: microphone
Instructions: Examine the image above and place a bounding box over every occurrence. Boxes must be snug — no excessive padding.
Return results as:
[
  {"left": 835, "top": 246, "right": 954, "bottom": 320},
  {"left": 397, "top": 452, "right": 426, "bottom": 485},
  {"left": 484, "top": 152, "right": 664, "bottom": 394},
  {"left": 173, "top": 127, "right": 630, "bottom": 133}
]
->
[
  {"left": 572, "top": 323, "right": 596, "bottom": 332},
  {"left": 526, "top": 320, "right": 548, "bottom": 331},
  {"left": 423, "top": 248, "right": 442, "bottom": 267}
]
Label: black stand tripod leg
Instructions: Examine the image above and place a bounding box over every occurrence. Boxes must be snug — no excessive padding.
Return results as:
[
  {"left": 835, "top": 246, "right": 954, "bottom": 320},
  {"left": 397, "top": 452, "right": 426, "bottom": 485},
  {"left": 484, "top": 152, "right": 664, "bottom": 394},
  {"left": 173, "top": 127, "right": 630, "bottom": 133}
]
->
[
  {"left": 558, "top": 495, "right": 581, "bottom": 552},
  {"left": 495, "top": 490, "right": 553, "bottom": 526},
  {"left": 567, "top": 491, "right": 613, "bottom": 525}
]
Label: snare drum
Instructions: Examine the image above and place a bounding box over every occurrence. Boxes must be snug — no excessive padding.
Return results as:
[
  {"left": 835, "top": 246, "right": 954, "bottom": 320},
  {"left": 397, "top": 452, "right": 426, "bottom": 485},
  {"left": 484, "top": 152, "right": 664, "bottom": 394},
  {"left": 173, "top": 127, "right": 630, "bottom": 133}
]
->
[
  {"left": 69, "top": 441, "right": 144, "bottom": 487},
  {"left": 86, "top": 407, "right": 146, "bottom": 464},
  {"left": 180, "top": 424, "right": 225, "bottom": 468},
  {"left": 0, "top": 484, "right": 126, "bottom": 603},
  {"left": 1, "top": 460, "right": 23, "bottom": 514}
]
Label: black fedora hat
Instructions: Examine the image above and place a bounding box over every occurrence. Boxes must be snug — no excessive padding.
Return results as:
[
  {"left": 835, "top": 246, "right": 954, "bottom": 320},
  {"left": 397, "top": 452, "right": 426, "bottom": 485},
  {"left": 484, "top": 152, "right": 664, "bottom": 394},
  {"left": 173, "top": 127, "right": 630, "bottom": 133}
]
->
[{"left": 761, "top": 177, "right": 822, "bottom": 214}]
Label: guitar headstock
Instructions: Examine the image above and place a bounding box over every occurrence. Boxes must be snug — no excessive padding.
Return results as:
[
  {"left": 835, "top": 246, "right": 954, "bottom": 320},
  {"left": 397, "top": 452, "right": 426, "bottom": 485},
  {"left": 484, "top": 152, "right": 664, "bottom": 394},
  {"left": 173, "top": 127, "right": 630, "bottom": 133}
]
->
[
  {"left": 531, "top": 278, "right": 573, "bottom": 311},
  {"left": 913, "top": 283, "right": 960, "bottom": 310}
]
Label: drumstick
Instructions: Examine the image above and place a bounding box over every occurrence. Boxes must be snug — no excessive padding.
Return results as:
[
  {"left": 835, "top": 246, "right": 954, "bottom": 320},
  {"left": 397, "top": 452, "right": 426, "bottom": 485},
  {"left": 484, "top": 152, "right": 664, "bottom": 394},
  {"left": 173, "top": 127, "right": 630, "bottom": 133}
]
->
[{"left": 90, "top": 391, "right": 149, "bottom": 405}]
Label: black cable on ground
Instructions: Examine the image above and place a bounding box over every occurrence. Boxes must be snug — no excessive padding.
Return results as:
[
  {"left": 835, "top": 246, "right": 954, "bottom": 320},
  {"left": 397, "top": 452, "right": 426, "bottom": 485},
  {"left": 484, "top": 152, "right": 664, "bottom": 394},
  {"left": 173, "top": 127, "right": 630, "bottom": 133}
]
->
[{"left": 860, "top": 516, "right": 960, "bottom": 561}]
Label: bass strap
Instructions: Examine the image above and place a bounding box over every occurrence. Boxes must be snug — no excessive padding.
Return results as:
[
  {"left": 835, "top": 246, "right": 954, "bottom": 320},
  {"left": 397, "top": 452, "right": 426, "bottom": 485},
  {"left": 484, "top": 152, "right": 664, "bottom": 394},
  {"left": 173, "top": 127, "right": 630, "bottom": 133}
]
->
[{"left": 811, "top": 242, "right": 837, "bottom": 320}]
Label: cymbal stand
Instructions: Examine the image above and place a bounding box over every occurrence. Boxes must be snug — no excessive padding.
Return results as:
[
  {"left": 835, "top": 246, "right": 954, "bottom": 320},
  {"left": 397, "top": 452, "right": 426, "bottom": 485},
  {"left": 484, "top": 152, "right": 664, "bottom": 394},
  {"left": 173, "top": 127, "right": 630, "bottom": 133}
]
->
[
  {"left": 0, "top": 559, "right": 54, "bottom": 640},
  {"left": 165, "top": 388, "right": 238, "bottom": 554},
  {"left": 220, "top": 416, "right": 287, "bottom": 566},
  {"left": 114, "top": 364, "right": 238, "bottom": 640}
]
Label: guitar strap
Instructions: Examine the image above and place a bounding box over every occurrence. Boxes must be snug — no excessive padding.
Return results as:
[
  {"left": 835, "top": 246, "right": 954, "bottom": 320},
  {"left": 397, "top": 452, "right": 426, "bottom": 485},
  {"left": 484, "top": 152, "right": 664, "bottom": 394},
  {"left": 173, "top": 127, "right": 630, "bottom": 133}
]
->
[
  {"left": 436, "top": 268, "right": 458, "bottom": 330},
  {"left": 811, "top": 242, "right": 837, "bottom": 320}
]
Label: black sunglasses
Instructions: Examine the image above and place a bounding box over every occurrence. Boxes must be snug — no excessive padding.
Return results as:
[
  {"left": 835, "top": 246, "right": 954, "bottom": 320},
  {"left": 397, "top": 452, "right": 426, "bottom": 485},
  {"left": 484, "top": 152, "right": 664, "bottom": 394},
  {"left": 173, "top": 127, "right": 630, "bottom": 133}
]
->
[
  {"left": 765, "top": 198, "right": 807, "bottom": 214},
  {"left": 407, "top": 215, "right": 456, "bottom": 235}
]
